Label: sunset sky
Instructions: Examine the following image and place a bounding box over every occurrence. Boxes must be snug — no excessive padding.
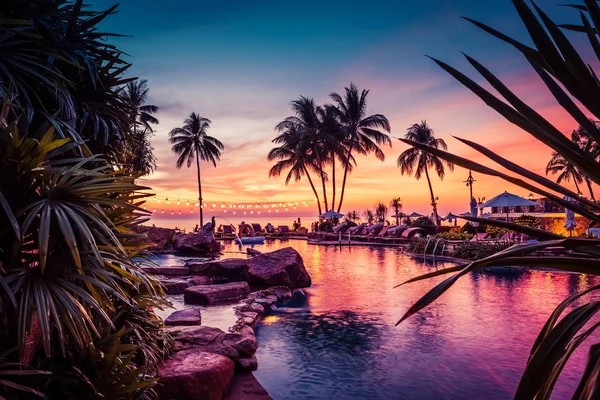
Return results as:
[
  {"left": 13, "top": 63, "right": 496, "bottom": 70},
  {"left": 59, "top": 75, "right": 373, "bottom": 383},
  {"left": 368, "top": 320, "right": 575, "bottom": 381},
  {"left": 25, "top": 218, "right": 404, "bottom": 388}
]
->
[{"left": 96, "top": 0, "right": 591, "bottom": 225}]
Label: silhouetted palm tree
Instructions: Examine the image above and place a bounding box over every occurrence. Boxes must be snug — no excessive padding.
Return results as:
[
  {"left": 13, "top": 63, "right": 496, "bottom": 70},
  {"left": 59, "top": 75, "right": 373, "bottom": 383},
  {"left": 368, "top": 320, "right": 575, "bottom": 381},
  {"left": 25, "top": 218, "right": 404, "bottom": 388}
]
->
[
  {"left": 397, "top": 121, "right": 453, "bottom": 227},
  {"left": 120, "top": 79, "right": 159, "bottom": 175},
  {"left": 375, "top": 202, "right": 388, "bottom": 223},
  {"left": 571, "top": 125, "right": 598, "bottom": 200},
  {"left": 274, "top": 96, "right": 339, "bottom": 213},
  {"left": 268, "top": 125, "right": 324, "bottom": 215},
  {"left": 169, "top": 113, "right": 224, "bottom": 226},
  {"left": 317, "top": 104, "right": 347, "bottom": 211},
  {"left": 546, "top": 152, "right": 583, "bottom": 195},
  {"left": 346, "top": 210, "right": 359, "bottom": 222},
  {"left": 390, "top": 197, "right": 402, "bottom": 225},
  {"left": 364, "top": 208, "right": 375, "bottom": 224},
  {"left": 330, "top": 83, "right": 391, "bottom": 213}
]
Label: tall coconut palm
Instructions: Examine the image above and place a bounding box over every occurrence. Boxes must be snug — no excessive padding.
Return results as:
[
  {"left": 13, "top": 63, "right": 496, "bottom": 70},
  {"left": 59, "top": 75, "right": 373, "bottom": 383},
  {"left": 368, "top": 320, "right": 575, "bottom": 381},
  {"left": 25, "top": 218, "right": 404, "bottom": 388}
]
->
[
  {"left": 571, "top": 125, "right": 598, "bottom": 200},
  {"left": 364, "top": 208, "right": 375, "bottom": 224},
  {"left": 375, "top": 202, "right": 388, "bottom": 223},
  {"left": 317, "top": 104, "right": 348, "bottom": 211},
  {"left": 268, "top": 125, "right": 324, "bottom": 215},
  {"left": 546, "top": 152, "right": 583, "bottom": 194},
  {"left": 169, "top": 113, "right": 224, "bottom": 227},
  {"left": 397, "top": 121, "right": 453, "bottom": 227},
  {"left": 330, "top": 83, "right": 392, "bottom": 213},
  {"left": 346, "top": 210, "right": 359, "bottom": 222},
  {"left": 120, "top": 79, "right": 159, "bottom": 175},
  {"left": 274, "top": 96, "right": 338, "bottom": 213},
  {"left": 390, "top": 197, "right": 402, "bottom": 225}
]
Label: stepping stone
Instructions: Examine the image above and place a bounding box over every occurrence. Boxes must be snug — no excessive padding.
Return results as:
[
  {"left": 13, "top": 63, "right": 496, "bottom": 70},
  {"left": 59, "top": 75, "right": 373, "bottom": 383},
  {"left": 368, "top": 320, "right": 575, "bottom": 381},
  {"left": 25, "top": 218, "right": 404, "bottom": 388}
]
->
[
  {"left": 157, "top": 350, "right": 234, "bottom": 400},
  {"left": 165, "top": 308, "right": 202, "bottom": 326},
  {"left": 184, "top": 282, "right": 250, "bottom": 305},
  {"left": 144, "top": 265, "right": 189, "bottom": 275}
]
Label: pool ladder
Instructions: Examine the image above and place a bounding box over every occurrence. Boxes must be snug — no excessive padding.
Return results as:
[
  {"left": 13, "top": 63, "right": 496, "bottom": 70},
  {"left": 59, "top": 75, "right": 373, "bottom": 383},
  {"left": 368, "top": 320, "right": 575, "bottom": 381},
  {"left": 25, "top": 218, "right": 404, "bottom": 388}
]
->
[{"left": 423, "top": 238, "right": 446, "bottom": 266}]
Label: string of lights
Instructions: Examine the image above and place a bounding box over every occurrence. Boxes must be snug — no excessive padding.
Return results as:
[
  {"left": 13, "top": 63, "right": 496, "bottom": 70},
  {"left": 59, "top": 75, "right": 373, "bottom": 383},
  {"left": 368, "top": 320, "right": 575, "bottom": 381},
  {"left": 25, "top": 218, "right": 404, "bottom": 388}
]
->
[{"left": 138, "top": 193, "right": 316, "bottom": 215}]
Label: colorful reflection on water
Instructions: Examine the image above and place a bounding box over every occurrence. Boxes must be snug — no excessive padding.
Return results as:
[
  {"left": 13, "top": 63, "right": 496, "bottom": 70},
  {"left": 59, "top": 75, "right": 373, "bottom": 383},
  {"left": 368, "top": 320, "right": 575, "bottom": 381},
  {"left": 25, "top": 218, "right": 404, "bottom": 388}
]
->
[{"left": 218, "top": 240, "right": 599, "bottom": 400}]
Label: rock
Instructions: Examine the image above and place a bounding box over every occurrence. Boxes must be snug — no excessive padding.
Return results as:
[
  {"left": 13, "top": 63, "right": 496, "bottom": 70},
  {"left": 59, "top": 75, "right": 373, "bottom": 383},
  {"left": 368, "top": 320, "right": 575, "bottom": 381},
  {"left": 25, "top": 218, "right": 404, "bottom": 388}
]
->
[
  {"left": 161, "top": 278, "right": 189, "bottom": 295},
  {"left": 272, "top": 287, "right": 292, "bottom": 301},
  {"left": 247, "top": 248, "right": 311, "bottom": 289},
  {"left": 237, "top": 355, "right": 258, "bottom": 371},
  {"left": 241, "top": 311, "right": 258, "bottom": 326},
  {"left": 187, "top": 259, "right": 249, "bottom": 280},
  {"left": 165, "top": 309, "right": 202, "bottom": 326},
  {"left": 174, "top": 231, "right": 221, "bottom": 254},
  {"left": 253, "top": 295, "right": 278, "bottom": 307},
  {"left": 188, "top": 276, "right": 213, "bottom": 286},
  {"left": 133, "top": 226, "right": 176, "bottom": 253},
  {"left": 224, "top": 332, "right": 259, "bottom": 357},
  {"left": 249, "top": 303, "right": 265, "bottom": 314},
  {"left": 157, "top": 350, "right": 234, "bottom": 400},
  {"left": 237, "top": 325, "right": 255, "bottom": 337},
  {"left": 246, "top": 248, "right": 262, "bottom": 256},
  {"left": 170, "top": 326, "right": 258, "bottom": 369},
  {"left": 144, "top": 266, "right": 189, "bottom": 276},
  {"left": 224, "top": 372, "right": 272, "bottom": 400},
  {"left": 184, "top": 282, "right": 250, "bottom": 305}
]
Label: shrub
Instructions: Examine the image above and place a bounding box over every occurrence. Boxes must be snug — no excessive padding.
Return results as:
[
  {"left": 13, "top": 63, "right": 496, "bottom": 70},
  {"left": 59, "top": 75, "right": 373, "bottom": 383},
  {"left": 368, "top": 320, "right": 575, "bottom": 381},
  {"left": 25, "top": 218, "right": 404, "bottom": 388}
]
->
[
  {"left": 486, "top": 224, "right": 507, "bottom": 238},
  {"left": 435, "top": 231, "right": 473, "bottom": 240},
  {"left": 452, "top": 241, "right": 513, "bottom": 261},
  {"left": 410, "top": 217, "right": 437, "bottom": 236},
  {"left": 515, "top": 214, "right": 540, "bottom": 228},
  {"left": 408, "top": 237, "right": 444, "bottom": 255},
  {"left": 437, "top": 226, "right": 453, "bottom": 233},
  {"left": 319, "top": 221, "right": 333, "bottom": 232}
]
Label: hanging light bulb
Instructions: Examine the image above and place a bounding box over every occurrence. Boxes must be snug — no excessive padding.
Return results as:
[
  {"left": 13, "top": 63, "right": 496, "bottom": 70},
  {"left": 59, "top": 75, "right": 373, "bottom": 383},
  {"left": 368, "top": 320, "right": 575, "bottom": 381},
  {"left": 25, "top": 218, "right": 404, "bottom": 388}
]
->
[
  {"left": 250, "top": 211, "right": 254, "bottom": 214},
  {"left": 143, "top": 206, "right": 147, "bottom": 210},
  {"left": 268, "top": 210, "right": 271, "bottom": 213},
  {"left": 157, "top": 199, "right": 161, "bottom": 203},
  {"left": 178, "top": 211, "right": 181, "bottom": 215},
  {"left": 195, "top": 202, "right": 200, "bottom": 207},
  {"left": 244, "top": 211, "right": 247, "bottom": 215},
  {"left": 191, "top": 209, "right": 194, "bottom": 213},
  {"left": 177, "top": 199, "right": 180, "bottom": 205},
  {"left": 276, "top": 209, "right": 279, "bottom": 213},
  {"left": 152, "top": 209, "right": 156, "bottom": 213},
  {"left": 258, "top": 211, "right": 261, "bottom": 215},
  {"left": 153, "top": 197, "right": 157, "bottom": 201},
  {"left": 166, "top": 198, "right": 170, "bottom": 204},
  {"left": 233, "top": 211, "right": 236, "bottom": 214},
  {"left": 161, "top": 210, "right": 164, "bottom": 213},
  {"left": 224, "top": 210, "right": 227, "bottom": 213},
  {"left": 170, "top": 211, "right": 174, "bottom": 215},
  {"left": 186, "top": 201, "right": 190, "bottom": 206}
]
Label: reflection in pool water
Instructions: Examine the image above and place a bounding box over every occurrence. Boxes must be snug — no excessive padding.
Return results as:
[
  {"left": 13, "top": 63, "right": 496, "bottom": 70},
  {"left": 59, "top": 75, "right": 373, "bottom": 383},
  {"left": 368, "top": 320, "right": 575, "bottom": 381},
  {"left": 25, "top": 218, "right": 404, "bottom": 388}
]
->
[{"left": 229, "top": 240, "right": 597, "bottom": 400}]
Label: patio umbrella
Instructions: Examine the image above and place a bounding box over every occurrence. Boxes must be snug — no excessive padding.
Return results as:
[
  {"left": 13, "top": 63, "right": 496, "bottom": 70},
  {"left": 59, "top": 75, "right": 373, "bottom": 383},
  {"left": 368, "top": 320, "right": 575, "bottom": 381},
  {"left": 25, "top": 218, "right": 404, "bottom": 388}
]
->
[
  {"left": 321, "top": 210, "right": 344, "bottom": 219},
  {"left": 563, "top": 195, "right": 577, "bottom": 237},
  {"left": 478, "top": 191, "right": 538, "bottom": 220},
  {"left": 408, "top": 212, "right": 423, "bottom": 218},
  {"left": 444, "top": 212, "right": 460, "bottom": 226}
]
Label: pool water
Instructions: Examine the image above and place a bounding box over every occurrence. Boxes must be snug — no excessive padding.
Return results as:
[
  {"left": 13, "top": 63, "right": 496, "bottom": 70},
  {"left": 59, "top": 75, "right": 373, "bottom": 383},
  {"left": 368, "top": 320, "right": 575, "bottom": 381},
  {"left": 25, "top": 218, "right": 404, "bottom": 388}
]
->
[{"left": 154, "top": 240, "right": 599, "bottom": 399}]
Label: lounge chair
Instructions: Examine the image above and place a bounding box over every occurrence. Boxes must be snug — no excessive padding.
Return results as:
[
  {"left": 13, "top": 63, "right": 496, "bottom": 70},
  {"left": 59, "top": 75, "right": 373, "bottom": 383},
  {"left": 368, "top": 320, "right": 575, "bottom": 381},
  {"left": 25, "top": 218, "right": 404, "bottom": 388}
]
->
[
  {"left": 377, "top": 225, "right": 392, "bottom": 237},
  {"left": 222, "top": 225, "right": 235, "bottom": 239},
  {"left": 277, "top": 226, "right": 291, "bottom": 235},
  {"left": 401, "top": 227, "right": 424, "bottom": 239},
  {"left": 251, "top": 223, "right": 264, "bottom": 235},
  {"left": 470, "top": 233, "right": 490, "bottom": 242},
  {"left": 347, "top": 223, "right": 366, "bottom": 235}
]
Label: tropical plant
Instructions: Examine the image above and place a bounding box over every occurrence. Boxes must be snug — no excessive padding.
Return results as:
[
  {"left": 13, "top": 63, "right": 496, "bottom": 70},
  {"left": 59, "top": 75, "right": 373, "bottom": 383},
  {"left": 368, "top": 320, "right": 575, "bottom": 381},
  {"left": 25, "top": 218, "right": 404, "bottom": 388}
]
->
[
  {"left": 0, "top": 0, "right": 135, "bottom": 152},
  {"left": 408, "top": 237, "right": 444, "bottom": 255},
  {"left": 330, "top": 83, "right": 391, "bottom": 212},
  {"left": 571, "top": 124, "right": 599, "bottom": 200},
  {"left": 390, "top": 197, "right": 403, "bottom": 225},
  {"left": 435, "top": 231, "right": 473, "bottom": 241},
  {"left": 374, "top": 202, "right": 388, "bottom": 223},
  {"left": 0, "top": 125, "right": 170, "bottom": 399},
  {"left": 120, "top": 80, "right": 159, "bottom": 175},
  {"left": 169, "top": 113, "right": 224, "bottom": 227},
  {"left": 546, "top": 152, "right": 583, "bottom": 194},
  {"left": 409, "top": 216, "right": 437, "bottom": 236},
  {"left": 397, "top": 121, "right": 453, "bottom": 227},
  {"left": 451, "top": 241, "right": 513, "bottom": 261},
  {"left": 346, "top": 210, "right": 360, "bottom": 222},
  {"left": 364, "top": 209, "right": 375, "bottom": 224},
  {"left": 397, "top": 1, "right": 600, "bottom": 398}
]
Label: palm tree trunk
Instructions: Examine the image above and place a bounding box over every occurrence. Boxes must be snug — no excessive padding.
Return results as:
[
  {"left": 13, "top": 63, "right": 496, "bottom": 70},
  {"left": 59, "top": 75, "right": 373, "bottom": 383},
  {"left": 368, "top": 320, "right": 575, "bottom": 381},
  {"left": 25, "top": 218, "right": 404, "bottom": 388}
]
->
[
  {"left": 395, "top": 208, "right": 399, "bottom": 225},
  {"left": 331, "top": 152, "right": 336, "bottom": 212},
  {"left": 304, "top": 166, "right": 322, "bottom": 215},
  {"left": 585, "top": 176, "right": 596, "bottom": 200},
  {"left": 424, "top": 167, "right": 439, "bottom": 228},
  {"left": 195, "top": 155, "right": 203, "bottom": 227},
  {"left": 337, "top": 140, "right": 354, "bottom": 213},
  {"left": 317, "top": 150, "right": 329, "bottom": 211}
]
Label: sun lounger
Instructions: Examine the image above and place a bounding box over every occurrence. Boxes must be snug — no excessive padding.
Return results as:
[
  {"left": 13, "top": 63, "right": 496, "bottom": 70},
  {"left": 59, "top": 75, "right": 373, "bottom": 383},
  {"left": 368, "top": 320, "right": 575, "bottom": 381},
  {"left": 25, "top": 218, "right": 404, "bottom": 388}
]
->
[
  {"left": 470, "top": 233, "right": 490, "bottom": 241},
  {"left": 401, "top": 227, "right": 424, "bottom": 238},
  {"left": 251, "top": 223, "right": 264, "bottom": 235},
  {"left": 277, "top": 225, "right": 291, "bottom": 235},
  {"left": 221, "top": 225, "right": 235, "bottom": 239}
]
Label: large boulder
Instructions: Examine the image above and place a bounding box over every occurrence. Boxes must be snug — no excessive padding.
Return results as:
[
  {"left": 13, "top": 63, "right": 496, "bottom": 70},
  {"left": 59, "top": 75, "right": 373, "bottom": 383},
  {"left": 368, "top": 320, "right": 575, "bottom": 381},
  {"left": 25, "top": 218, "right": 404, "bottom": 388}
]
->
[
  {"left": 165, "top": 308, "right": 202, "bottom": 326},
  {"left": 247, "top": 248, "right": 311, "bottom": 289},
  {"left": 157, "top": 350, "right": 234, "bottom": 400},
  {"left": 161, "top": 278, "right": 190, "bottom": 295},
  {"left": 184, "top": 282, "right": 250, "bottom": 305},
  {"left": 133, "top": 226, "right": 175, "bottom": 253},
  {"left": 174, "top": 232, "right": 221, "bottom": 254},
  {"left": 187, "top": 259, "right": 249, "bottom": 280},
  {"left": 171, "top": 326, "right": 259, "bottom": 371}
]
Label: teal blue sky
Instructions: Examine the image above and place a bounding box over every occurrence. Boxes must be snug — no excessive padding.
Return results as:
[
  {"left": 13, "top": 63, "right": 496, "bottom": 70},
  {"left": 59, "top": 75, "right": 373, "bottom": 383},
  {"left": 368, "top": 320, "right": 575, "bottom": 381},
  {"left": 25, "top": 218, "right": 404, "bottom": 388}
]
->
[{"left": 93, "top": 1, "right": 591, "bottom": 217}]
